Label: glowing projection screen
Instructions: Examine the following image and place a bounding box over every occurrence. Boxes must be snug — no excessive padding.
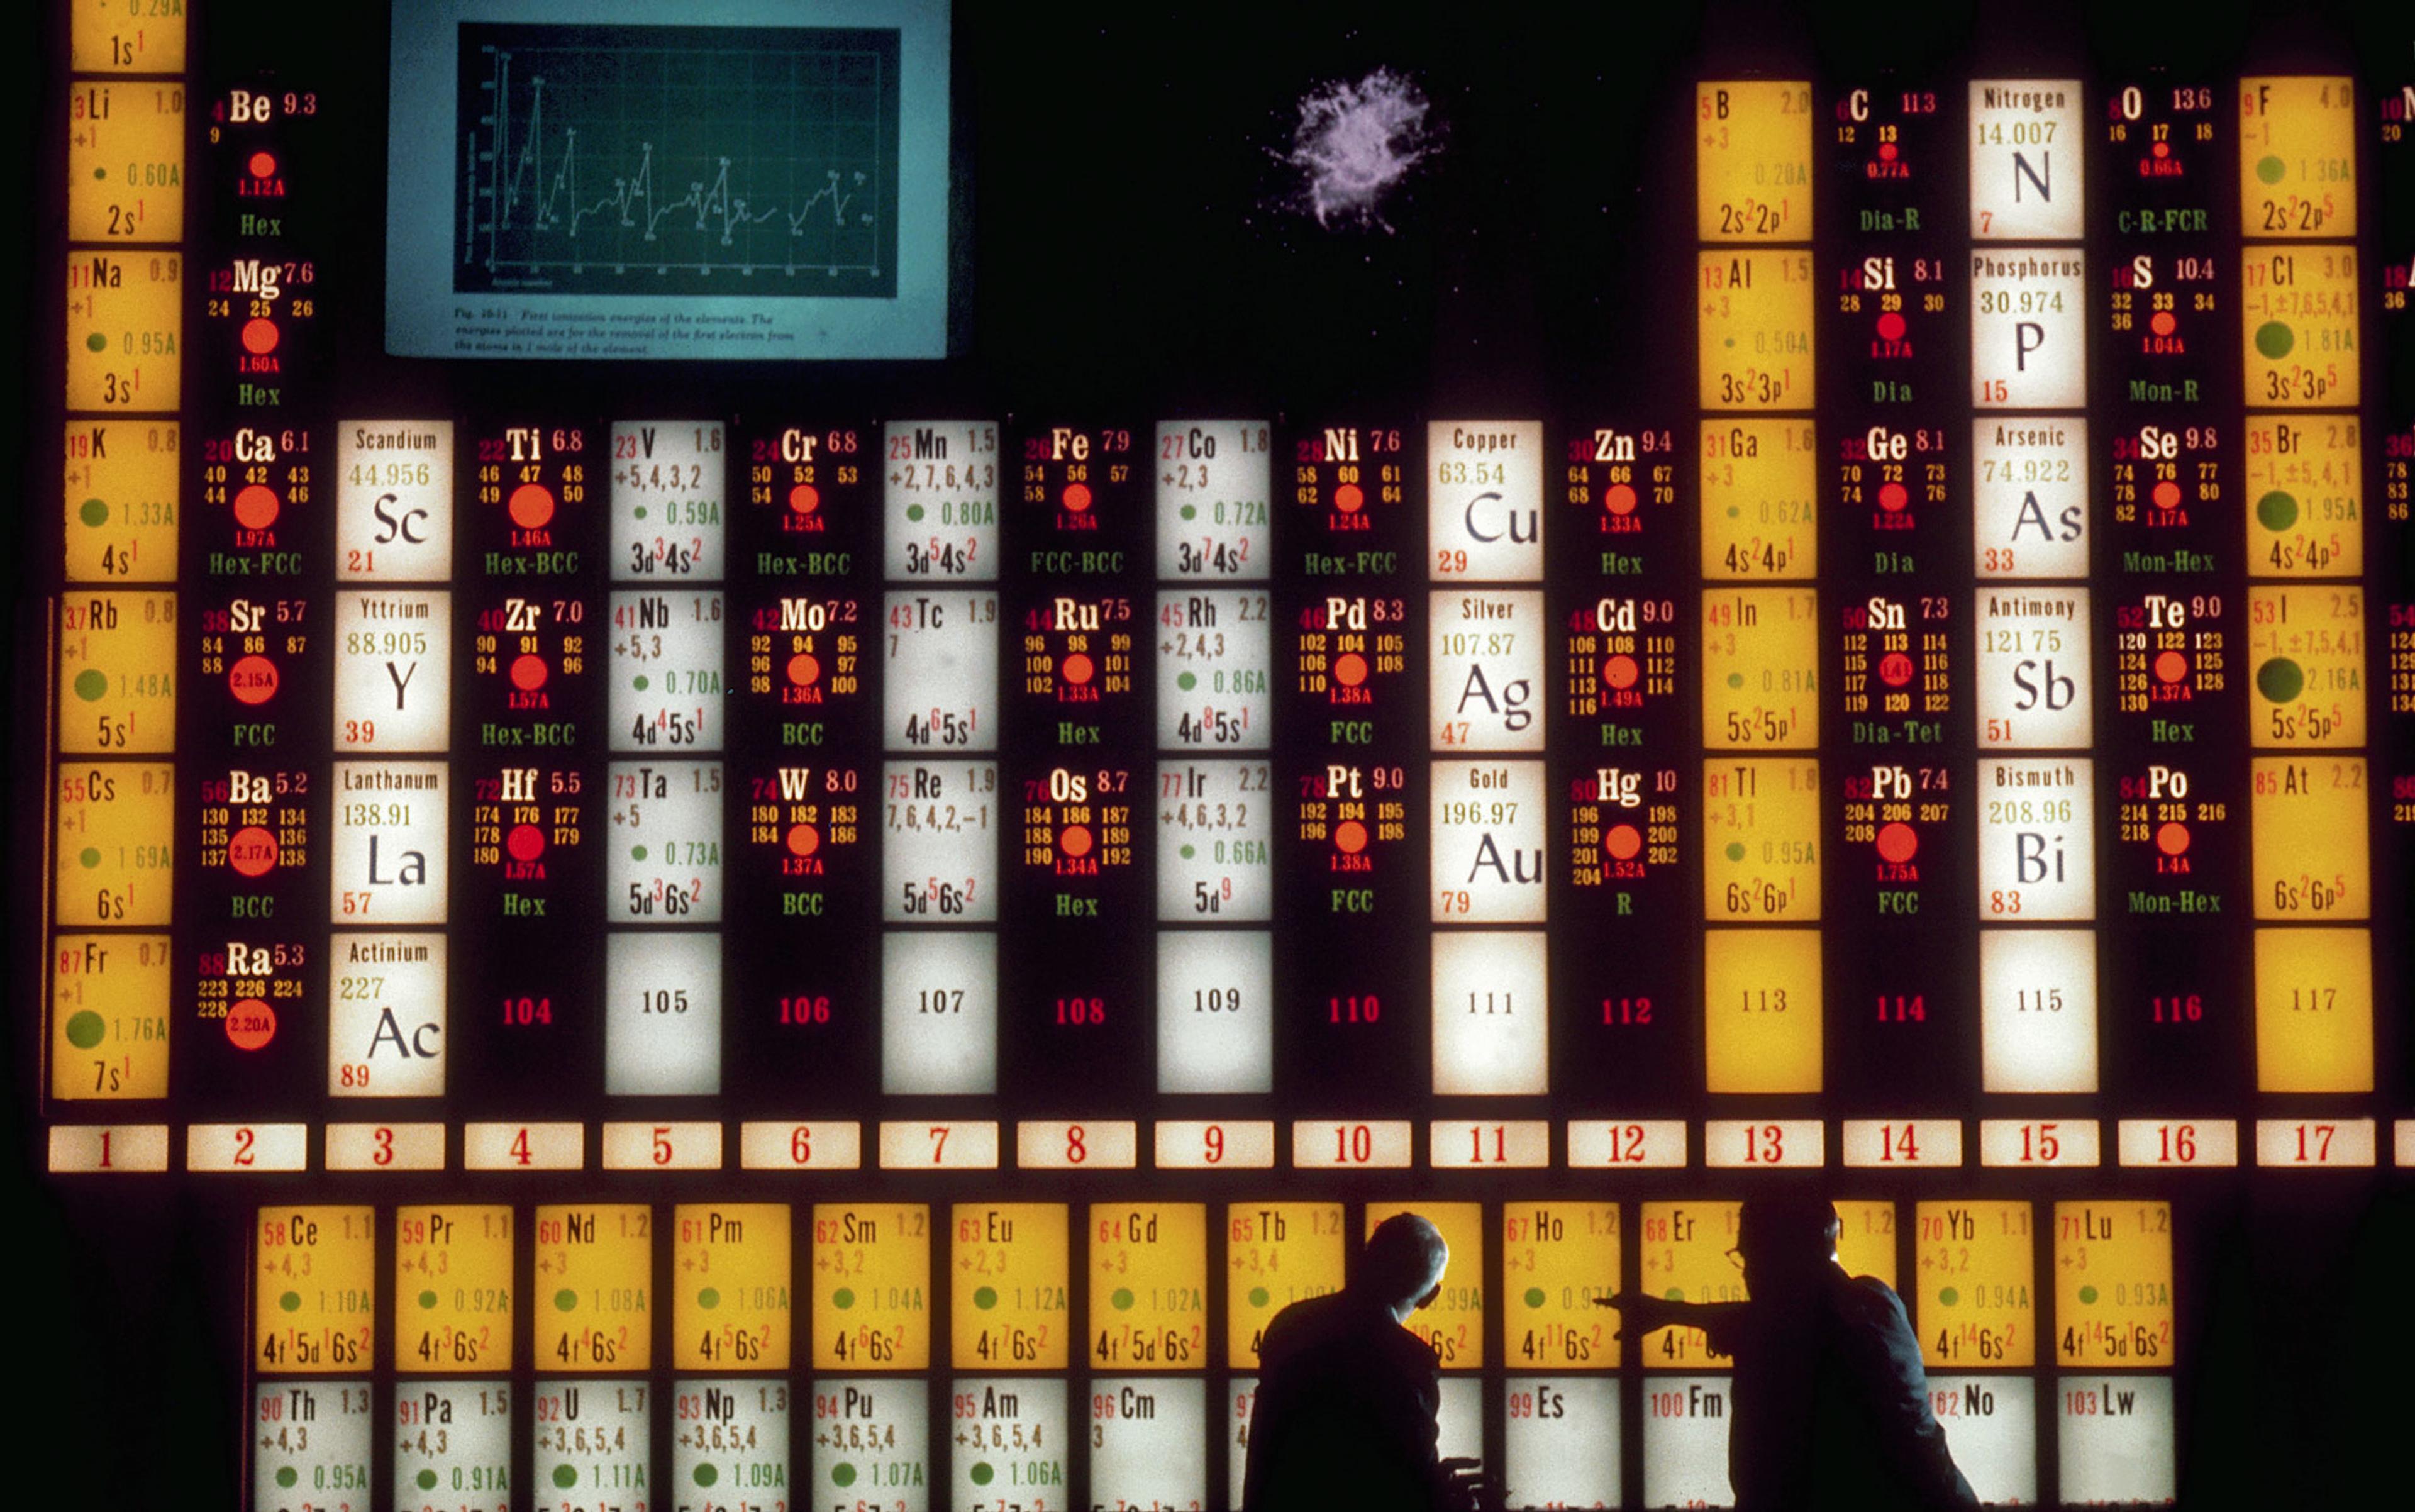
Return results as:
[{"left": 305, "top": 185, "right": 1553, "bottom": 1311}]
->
[{"left": 387, "top": 0, "right": 950, "bottom": 359}]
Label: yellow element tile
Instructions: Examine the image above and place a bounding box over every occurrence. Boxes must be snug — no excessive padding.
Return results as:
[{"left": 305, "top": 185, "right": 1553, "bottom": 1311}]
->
[
  {"left": 2053, "top": 1201, "right": 2174, "bottom": 1369},
  {"left": 396, "top": 1206, "right": 515, "bottom": 1373},
  {"left": 1089, "top": 1203, "right": 1206, "bottom": 1370},
  {"left": 812, "top": 1203, "right": 930, "bottom": 1371},
  {"left": 1914, "top": 1201, "right": 2034, "bottom": 1369},
  {"left": 2254, "top": 927, "right": 2372, "bottom": 1093},
  {"left": 1696, "top": 82, "right": 1814, "bottom": 242},
  {"left": 1703, "top": 758, "right": 1821, "bottom": 921},
  {"left": 57, "top": 591, "right": 177, "bottom": 753},
  {"left": 2240, "top": 77, "right": 2356, "bottom": 238},
  {"left": 1704, "top": 928, "right": 1823, "bottom": 1093},
  {"left": 952, "top": 1203, "right": 1067, "bottom": 1369},
  {"left": 675, "top": 1204, "right": 791, "bottom": 1371},
  {"left": 49, "top": 933, "right": 170, "bottom": 1100},
  {"left": 1226, "top": 1202, "right": 1346, "bottom": 1369},
  {"left": 1502, "top": 1201, "right": 1619, "bottom": 1370},
  {"left": 1702, "top": 587, "right": 1819, "bottom": 749},
  {"left": 533, "top": 1204, "right": 652, "bottom": 1372},
  {"left": 257, "top": 1207, "right": 375, "bottom": 1373}
]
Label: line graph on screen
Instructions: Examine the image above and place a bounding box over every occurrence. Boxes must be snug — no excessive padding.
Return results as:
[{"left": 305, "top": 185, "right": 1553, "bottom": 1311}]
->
[{"left": 453, "top": 23, "right": 901, "bottom": 297}]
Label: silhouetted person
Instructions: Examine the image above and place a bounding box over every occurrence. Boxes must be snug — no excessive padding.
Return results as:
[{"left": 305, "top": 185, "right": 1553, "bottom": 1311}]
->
[
  {"left": 1243, "top": 1212, "right": 1486, "bottom": 1512},
  {"left": 1606, "top": 1196, "right": 1978, "bottom": 1512}
]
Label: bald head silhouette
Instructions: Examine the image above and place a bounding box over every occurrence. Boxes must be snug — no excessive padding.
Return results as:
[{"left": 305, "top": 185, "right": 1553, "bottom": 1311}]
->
[{"left": 1363, "top": 1212, "right": 1451, "bottom": 1320}]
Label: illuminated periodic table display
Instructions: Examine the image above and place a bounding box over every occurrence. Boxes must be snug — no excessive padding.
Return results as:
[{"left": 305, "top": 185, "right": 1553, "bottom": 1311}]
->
[{"left": 23, "top": 1, "right": 2415, "bottom": 1509}]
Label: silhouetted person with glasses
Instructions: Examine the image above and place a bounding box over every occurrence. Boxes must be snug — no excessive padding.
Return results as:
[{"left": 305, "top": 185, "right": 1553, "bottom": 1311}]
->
[
  {"left": 1243, "top": 1212, "right": 1488, "bottom": 1511},
  {"left": 1605, "top": 1195, "right": 1978, "bottom": 1512}
]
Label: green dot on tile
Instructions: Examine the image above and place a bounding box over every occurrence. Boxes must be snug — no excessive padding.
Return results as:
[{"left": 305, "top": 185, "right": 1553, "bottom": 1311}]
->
[
  {"left": 905, "top": 503, "right": 925, "bottom": 522},
  {"left": 1726, "top": 672, "right": 1745, "bottom": 689},
  {"left": 633, "top": 505, "right": 648, "bottom": 520},
  {"left": 1663, "top": 1287, "right": 1685, "bottom": 1303},
  {"left": 694, "top": 1464, "right": 719, "bottom": 1487},
  {"left": 2255, "top": 321, "right": 2294, "bottom": 360},
  {"left": 1726, "top": 505, "right": 1741, "bottom": 518},
  {"left": 79, "top": 847, "right": 101, "bottom": 869},
  {"left": 79, "top": 498, "right": 109, "bottom": 527},
  {"left": 418, "top": 1289, "right": 438, "bottom": 1310},
  {"left": 698, "top": 1287, "right": 720, "bottom": 1309},
  {"left": 1524, "top": 1287, "right": 1546, "bottom": 1309},
  {"left": 1724, "top": 842, "right": 1746, "bottom": 862},
  {"left": 279, "top": 1291, "right": 300, "bottom": 1313},
  {"left": 1111, "top": 1287, "right": 1135, "bottom": 1311},
  {"left": 2256, "top": 155, "right": 2287, "bottom": 185},
  {"left": 2079, "top": 1285, "right": 2099, "bottom": 1306},
  {"left": 1180, "top": 845, "right": 1196, "bottom": 859},
  {"left": 631, "top": 845, "right": 648, "bottom": 862},
  {"left": 86, "top": 332, "right": 107, "bottom": 352},
  {"left": 833, "top": 1287, "right": 856, "bottom": 1309},
  {"left": 416, "top": 1470, "right": 438, "bottom": 1491},
  {"left": 93, "top": 166, "right": 108, "bottom": 180},
  {"left": 65, "top": 1011, "right": 106, "bottom": 1050},
  {"left": 275, "top": 1469, "right": 297, "bottom": 1489},
  {"left": 1180, "top": 504, "right": 1197, "bottom": 520},
  {"left": 1724, "top": 337, "right": 1736, "bottom": 348},
  {"left": 633, "top": 674, "right": 650, "bottom": 691},
  {"left": 2257, "top": 490, "right": 2299, "bottom": 531},
  {"left": 555, "top": 1288, "right": 579, "bottom": 1312},
  {"left": 2256, "top": 657, "right": 2304, "bottom": 704},
  {"left": 1939, "top": 1287, "right": 1960, "bottom": 1308},
  {"left": 1177, "top": 671, "right": 1197, "bottom": 691},
  {"left": 974, "top": 1286, "right": 998, "bottom": 1310},
  {"left": 832, "top": 1463, "right": 858, "bottom": 1487},
  {"left": 1248, "top": 1286, "right": 1269, "bottom": 1308},
  {"left": 971, "top": 1462, "right": 995, "bottom": 1486},
  {"left": 73, "top": 669, "right": 107, "bottom": 701},
  {"left": 553, "top": 1465, "right": 578, "bottom": 1490}
]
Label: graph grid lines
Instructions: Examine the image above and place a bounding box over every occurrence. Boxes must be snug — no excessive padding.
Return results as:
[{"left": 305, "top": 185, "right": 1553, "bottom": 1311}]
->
[{"left": 453, "top": 23, "right": 901, "bottom": 297}]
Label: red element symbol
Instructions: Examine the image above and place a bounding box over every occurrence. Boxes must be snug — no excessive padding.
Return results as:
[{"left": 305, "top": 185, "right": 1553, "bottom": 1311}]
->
[
  {"left": 1875, "top": 822, "right": 1919, "bottom": 864},
  {"left": 2155, "top": 821, "right": 2191, "bottom": 857},
  {"left": 1877, "top": 311, "right": 1907, "bottom": 341},
  {"left": 787, "top": 483, "right": 821, "bottom": 514},
  {"left": 1333, "top": 482, "right": 1365, "bottom": 513},
  {"left": 225, "top": 998, "right": 276, "bottom": 1050},
  {"left": 1878, "top": 652, "right": 1916, "bottom": 687},
  {"left": 1877, "top": 142, "right": 1899, "bottom": 162},
  {"left": 228, "top": 826, "right": 279, "bottom": 877},
  {"left": 1877, "top": 481, "right": 1909, "bottom": 512},
  {"left": 2151, "top": 141, "right": 2170, "bottom": 160},
  {"left": 510, "top": 653, "right": 549, "bottom": 691},
  {"left": 1604, "top": 823, "right": 1643, "bottom": 861},
  {"left": 1060, "top": 824, "right": 1096, "bottom": 859},
  {"left": 785, "top": 823, "right": 821, "bottom": 859},
  {"left": 1334, "top": 819, "right": 1369, "bottom": 854},
  {"left": 228, "top": 653, "right": 279, "bottom": 704},
  {"left": 507, "top": 823, "right": 547, "bottom": 862},
  {"left": 240, "top": 318, "right": 280, "bottom": 355},
  {"left": 232, "top": 484, "right": 280, "bottom": 530},
  {"left": 1062, "top": 482, "right": 1093, "bottom": 513},
  {"left": 1334, "top": 652, "right": 1369, "bottom": 687},
  {"left": 787, "top": 653, "right": 821, "bottom": 687},
  {"left": 1062, "top": 652, "right": 1096, "bottom": 686},
  {"left": 1604, "top": 482, "right": 1638, "bottom": 515},
  {"left": 2150, "top": 310, "right": 2177, "bottom": 336},
  {"left": 2153, "top": 650, "right": 2189, "bottom": 684},
  {"left": 508, "top": 482, "right": 556, "bottom": 528},
  {"left": 1602, "top": 653, "right": 1640, "bottom": 691},
  {"left": 2151, "top": 480, "right": 2182, "bottom": 509},
  {"left": 247, "top": 152, "right": 277, "bottom": 179}
]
